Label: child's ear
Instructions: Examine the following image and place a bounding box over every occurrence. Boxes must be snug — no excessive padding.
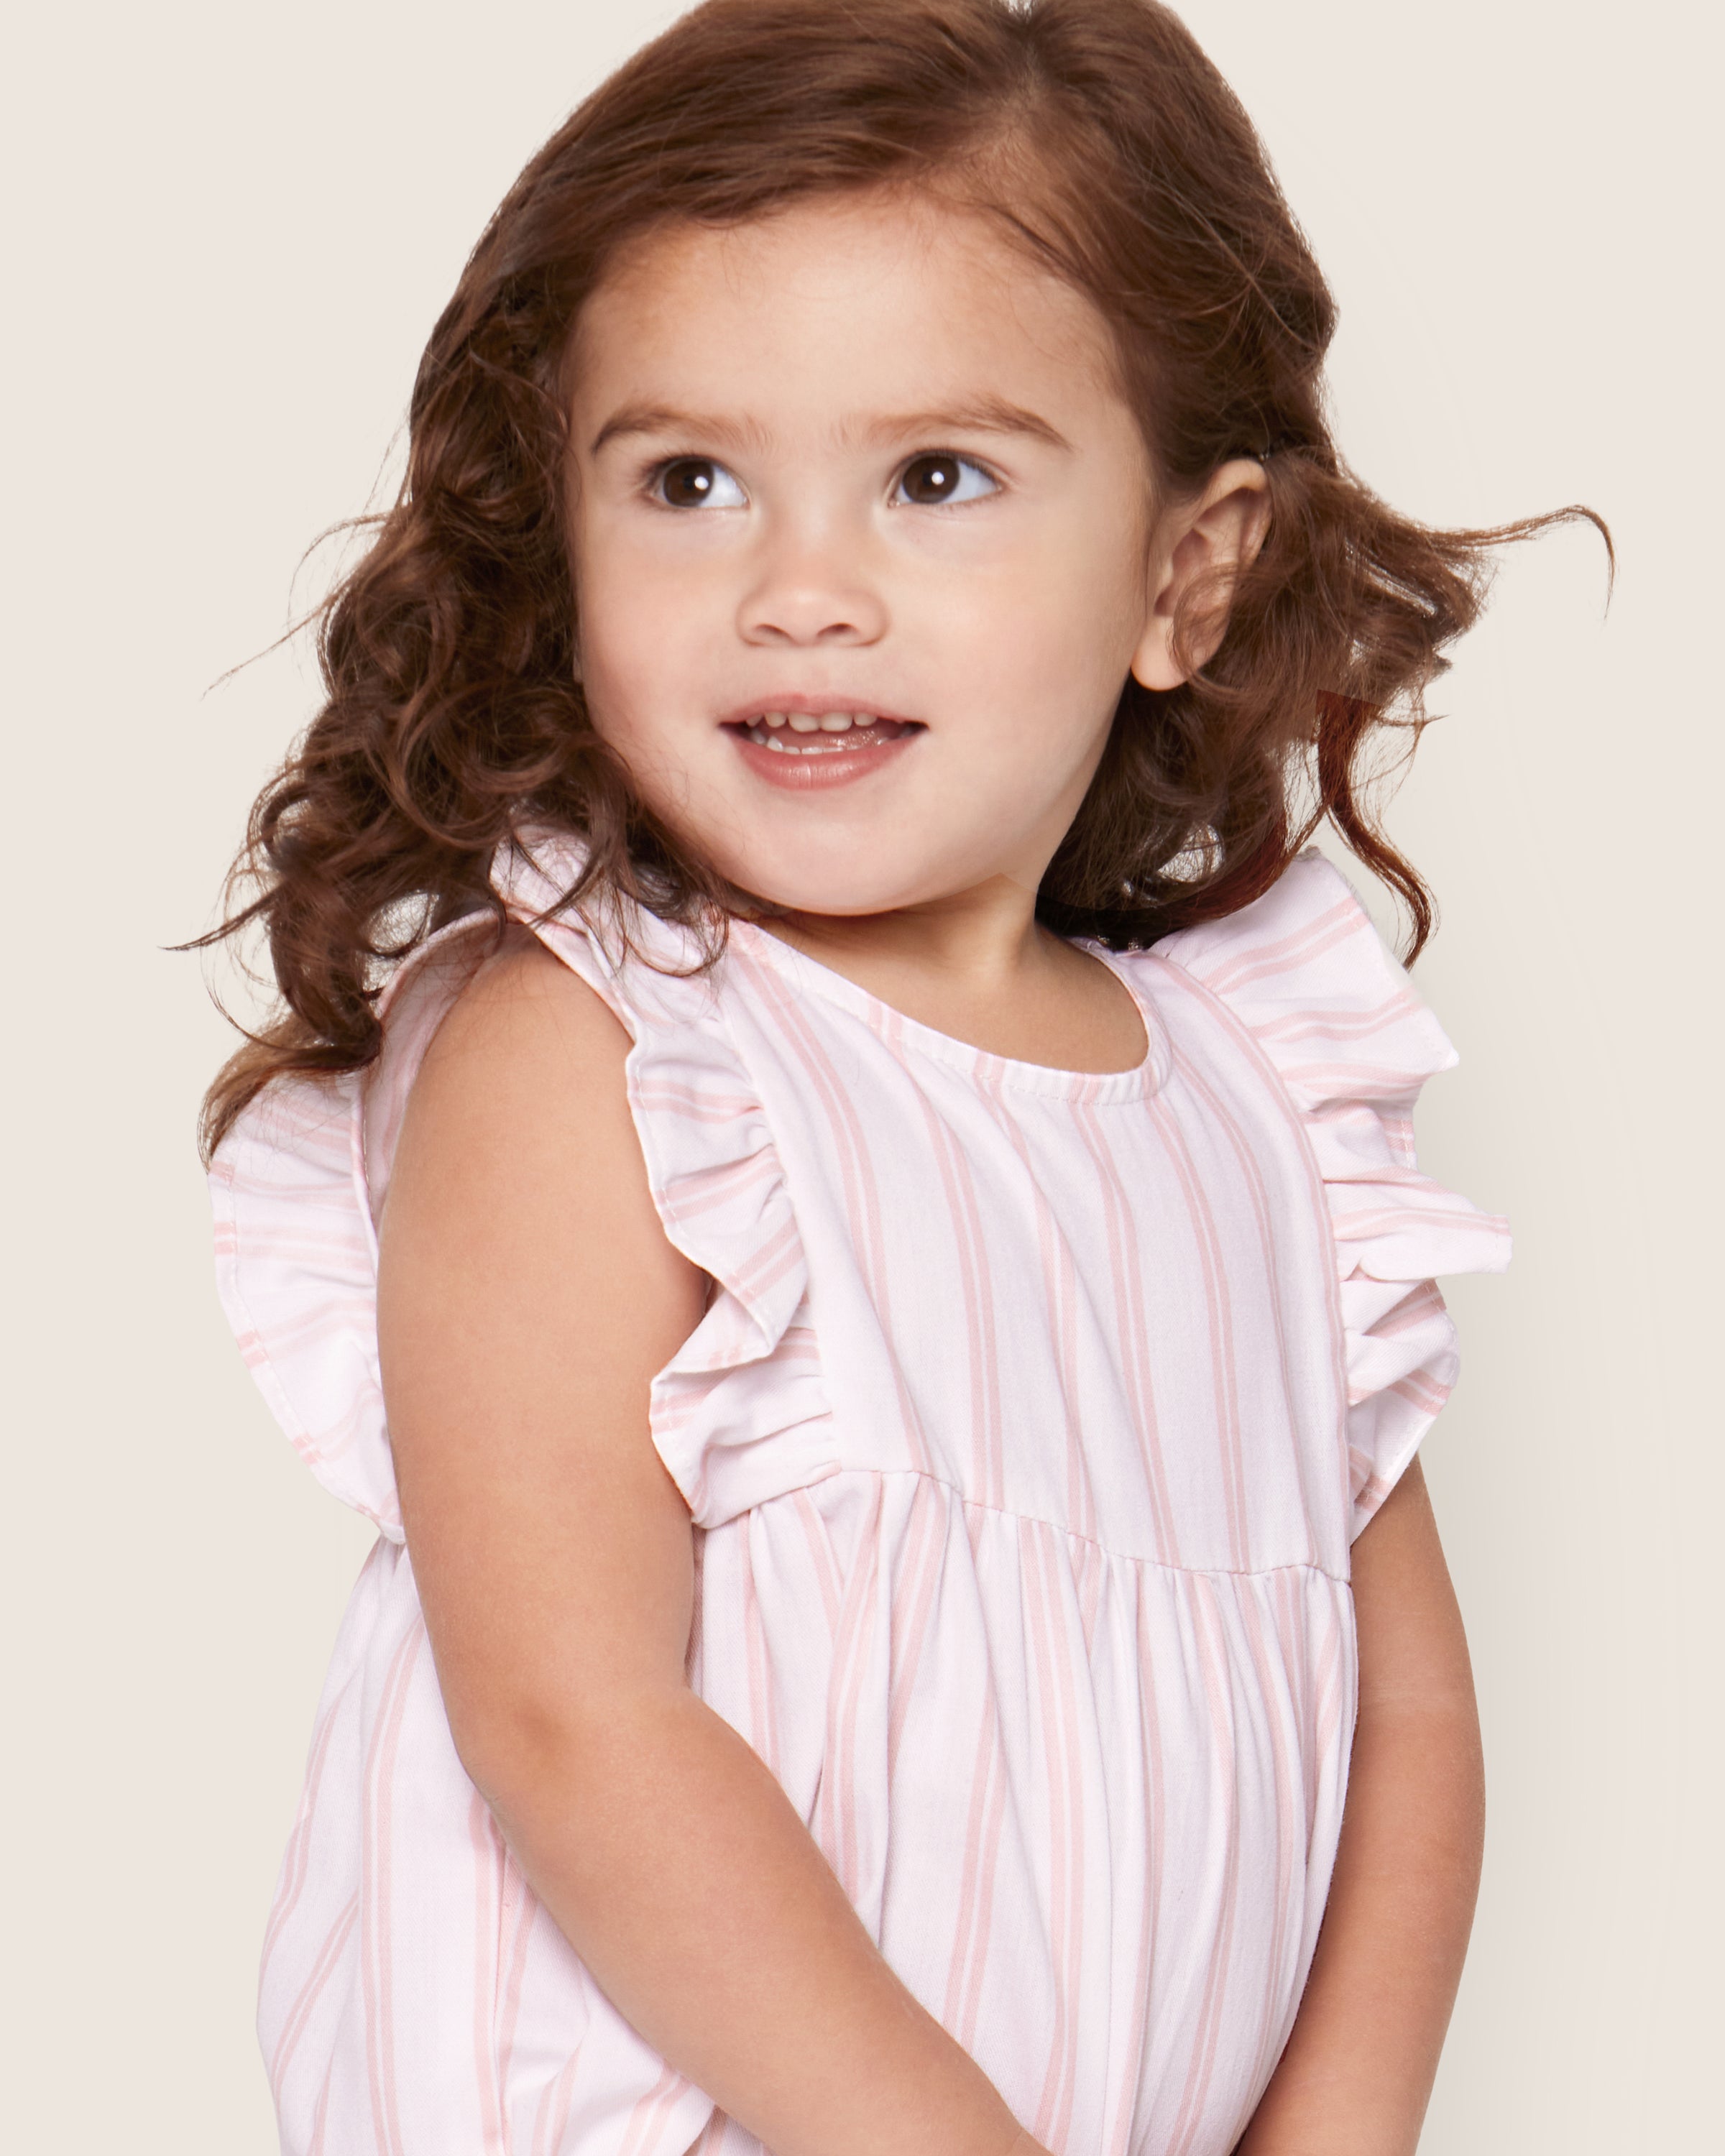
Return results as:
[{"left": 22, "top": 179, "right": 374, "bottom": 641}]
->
[{"left": 1130, "top": 459, "right": 1272, "bottom": 692}]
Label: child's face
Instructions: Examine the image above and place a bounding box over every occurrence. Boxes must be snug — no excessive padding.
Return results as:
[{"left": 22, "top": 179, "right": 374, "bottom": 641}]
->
[{"left": 564, "top": 189, "right": 1169, "bottom": 918}]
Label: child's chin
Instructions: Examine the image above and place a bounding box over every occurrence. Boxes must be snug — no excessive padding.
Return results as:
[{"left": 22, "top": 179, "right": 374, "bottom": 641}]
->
[{"left": 727, "top": 851, "right": 972, "bottom": 922}]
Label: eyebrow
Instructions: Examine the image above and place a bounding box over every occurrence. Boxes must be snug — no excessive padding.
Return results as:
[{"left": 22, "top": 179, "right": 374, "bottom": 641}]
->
[{"left": 588, "top": 396, "right": 1072, "bottom": 457}]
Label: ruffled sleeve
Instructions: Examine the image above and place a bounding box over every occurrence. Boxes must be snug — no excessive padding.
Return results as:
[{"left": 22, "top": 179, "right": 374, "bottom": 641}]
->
[
  {"left": 209, "top": 837, "right": 836, "bottom": 1538},
  {"left": 1156, "top": 849, "right": 1511, "bottom": 1539},
  {"left": 500, "top": 837, "right": 839, "bottom": 1524},
  {"left": 208, "top": 922, "right": 495, "bottom": 1542}
]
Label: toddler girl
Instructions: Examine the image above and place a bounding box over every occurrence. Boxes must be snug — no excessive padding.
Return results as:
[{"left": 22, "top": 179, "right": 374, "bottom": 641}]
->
[{"left": 204, "top": 3, "right": 1583, "bottom": 2150}]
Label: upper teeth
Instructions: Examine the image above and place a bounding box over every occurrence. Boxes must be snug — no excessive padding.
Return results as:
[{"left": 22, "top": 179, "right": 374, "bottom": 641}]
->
[
  {"left": 740, "top": 711, "right": 891, "bottom": 753},
  {"left": 765, "top": 711, "right": 867, "bottom": 732}
]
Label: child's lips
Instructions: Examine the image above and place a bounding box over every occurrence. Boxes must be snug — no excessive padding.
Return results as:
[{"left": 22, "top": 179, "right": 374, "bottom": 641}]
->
[{"left": 722, "top": 709, "right": 923, "bottom": 790}]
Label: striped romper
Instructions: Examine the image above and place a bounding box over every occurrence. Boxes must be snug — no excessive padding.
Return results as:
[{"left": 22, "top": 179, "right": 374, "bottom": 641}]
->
[{"left": 211, "top": 835, "right": 1508, "bottom": 2156}]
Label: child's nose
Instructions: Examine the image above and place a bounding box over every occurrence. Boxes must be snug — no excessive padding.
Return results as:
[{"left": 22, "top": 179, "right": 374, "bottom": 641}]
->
[{"left": 737, "top": 530, "right": 888, "bottom": 647}]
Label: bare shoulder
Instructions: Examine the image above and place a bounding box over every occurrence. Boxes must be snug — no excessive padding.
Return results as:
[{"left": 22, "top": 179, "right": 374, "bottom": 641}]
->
[
  {"left": 380, "top": 921, "right": 704, "bottom": 1338},
  {"left": 415, "top": 921, "right": 632, "bottom": 1100},
  {"left": 389, "top": 924, "right": 638, "bottom": 1202}
]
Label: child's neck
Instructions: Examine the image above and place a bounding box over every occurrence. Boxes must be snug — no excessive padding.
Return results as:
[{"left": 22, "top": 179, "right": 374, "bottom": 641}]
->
[{"left": 754, "top": 878, "right": 1148, "bottom": 1077}]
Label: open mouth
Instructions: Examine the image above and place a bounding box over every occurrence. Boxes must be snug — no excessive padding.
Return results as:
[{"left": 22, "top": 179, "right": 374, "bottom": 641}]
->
[{"left": 727, "top": 710, "right": 922, "bottom": 756}]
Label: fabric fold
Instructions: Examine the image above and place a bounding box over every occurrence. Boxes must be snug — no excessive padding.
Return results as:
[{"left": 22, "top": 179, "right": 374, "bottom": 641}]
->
[
  {"left": 1156, "top": 849, "right": 1510, "bottom": 1534},
  {"left": 211, "top": 1068, "right": 400, "bottom": 1536}
]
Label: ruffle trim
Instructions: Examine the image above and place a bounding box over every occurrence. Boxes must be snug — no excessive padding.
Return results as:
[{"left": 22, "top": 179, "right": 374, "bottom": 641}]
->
[
  {"left": 210, "top": 834, "right": 836, "bottom": 1538},
  {"left": 1156, "top": 849, "right": 1511, "bottom": 1537},
  {"left": 211, "top": 1068, "right": 397, "bottom": 1531}
]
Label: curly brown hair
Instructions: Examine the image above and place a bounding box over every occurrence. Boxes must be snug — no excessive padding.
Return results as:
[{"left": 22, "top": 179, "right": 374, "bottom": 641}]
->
[{"left": 198, "top": 0, "right": 1602, "bottom": 1160}]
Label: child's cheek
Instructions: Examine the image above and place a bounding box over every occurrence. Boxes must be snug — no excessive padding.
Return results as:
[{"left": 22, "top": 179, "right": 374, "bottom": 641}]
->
[
  {"left": 901, "top": 525, "right": 1139, "bottom": 724},
  {"left": 576, "top": 539, "right": 696, "bottom": 716}
]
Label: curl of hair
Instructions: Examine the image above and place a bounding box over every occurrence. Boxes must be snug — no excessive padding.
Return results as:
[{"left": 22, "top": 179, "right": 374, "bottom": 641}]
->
[{"left": 198, "top": 0, "right": 1607, "bottom": 1160}]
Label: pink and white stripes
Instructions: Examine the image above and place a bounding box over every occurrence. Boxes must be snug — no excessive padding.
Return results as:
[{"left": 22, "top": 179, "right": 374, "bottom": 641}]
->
[{"left": 211, "top": 841, "right": 1507, "bottom": 2155}]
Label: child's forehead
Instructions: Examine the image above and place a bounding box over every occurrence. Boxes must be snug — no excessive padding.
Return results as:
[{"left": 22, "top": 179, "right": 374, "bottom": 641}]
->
[
  {"left": 573, "top": 189, "right": 1125, "bottom": 420},
  {"left": 604, "top": 188, "right": 1023, "bottom": 291}
]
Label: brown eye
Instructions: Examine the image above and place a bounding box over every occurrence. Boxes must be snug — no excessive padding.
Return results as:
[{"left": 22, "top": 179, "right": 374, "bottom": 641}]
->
[
  {"left": 893, "top": 453, "right": 995, "bottom": 507},
  {"left": 654, "top": 458, "right": 746, "bottom": 508}
]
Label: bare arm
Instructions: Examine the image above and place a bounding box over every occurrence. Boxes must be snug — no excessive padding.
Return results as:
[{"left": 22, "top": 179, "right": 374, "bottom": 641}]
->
[
  {"left": 377, "top": 938, "right": 1040, "bottom": 2156},
  {"left": 1233, "top": 1457, "right": 1486, "bottom": 2155}
]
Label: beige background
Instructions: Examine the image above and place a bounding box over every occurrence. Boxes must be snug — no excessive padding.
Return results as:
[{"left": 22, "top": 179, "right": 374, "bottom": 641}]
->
[{"left": 5, "top": 0, "right": 1718, "bottom": 2146}]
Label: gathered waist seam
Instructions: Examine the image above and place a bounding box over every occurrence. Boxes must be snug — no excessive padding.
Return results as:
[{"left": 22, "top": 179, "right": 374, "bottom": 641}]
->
[{"left": 763, "top": 1462, "right": 1351, "bottom": 1585}]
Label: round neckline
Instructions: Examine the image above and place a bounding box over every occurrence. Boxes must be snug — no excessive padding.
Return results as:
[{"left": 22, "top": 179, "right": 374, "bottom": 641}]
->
[{"left": 731, "top": 916, "right": 1169, "bottom": 1102}]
